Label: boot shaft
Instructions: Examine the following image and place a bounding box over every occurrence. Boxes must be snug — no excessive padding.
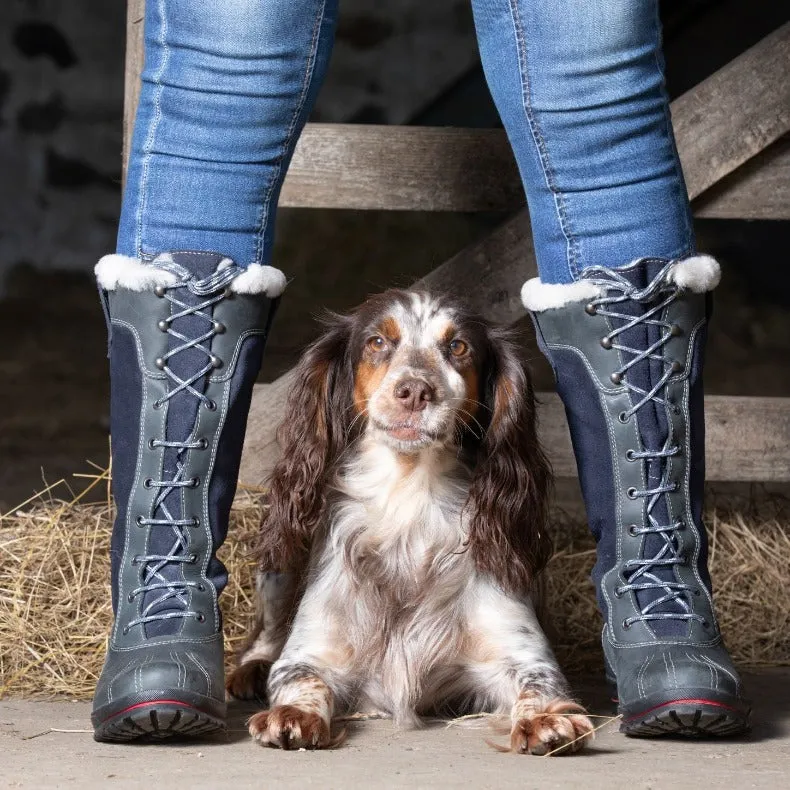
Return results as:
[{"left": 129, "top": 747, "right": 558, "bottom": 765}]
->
[
  {"left": 526, "top": 256, "right": 719, "bottom": 645},
  {"left": 98, "top": 253, "right": 282, "bottom": 647}
]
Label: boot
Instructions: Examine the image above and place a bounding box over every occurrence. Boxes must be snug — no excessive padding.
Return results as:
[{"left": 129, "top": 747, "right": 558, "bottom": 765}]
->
[
  {"left": 91, "top": 252, "right": 284, "bottom": 741},
  {"left": 524, "top": 255, "right": 751, "bottom": 737}
]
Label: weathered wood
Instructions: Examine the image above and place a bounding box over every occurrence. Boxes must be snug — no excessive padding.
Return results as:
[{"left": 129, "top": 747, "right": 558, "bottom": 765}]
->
[
  {"left": 280, "top": 126, "right": 524, "bottom": 212},
  {"left": 670, "top": 22, "right": 790, "bottom": 200},
  {"left": 694, "top": 135, "right": 790, "bottom": 220},
  {"left": 240, "top": 393, "right": 790, "bottom": 485},
  {"left": 123, "top": 0, "right": 145, "bottom": 187}
]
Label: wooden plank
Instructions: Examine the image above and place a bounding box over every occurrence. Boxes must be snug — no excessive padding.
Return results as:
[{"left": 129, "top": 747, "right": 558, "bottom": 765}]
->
[
  {"left": 694, "top": 135, "right": 790, "bottom": 220},
  {"left": 280, "top": 125, "right": 524, "bottom": 212},
  {"left": 123, "top": 0, "right": 145, "bottom": 187},
  {"left": 240, "top": 393, "right": 790, "bottom": 485}
]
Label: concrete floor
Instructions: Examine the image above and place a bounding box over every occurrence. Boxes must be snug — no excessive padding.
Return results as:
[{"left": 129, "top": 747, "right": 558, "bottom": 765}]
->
[{"left": 1, "top": 671, "right": 788, "bottom": 789}]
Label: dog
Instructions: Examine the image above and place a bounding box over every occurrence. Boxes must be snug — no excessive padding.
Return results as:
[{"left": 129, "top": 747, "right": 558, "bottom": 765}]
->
[{"left": 227, "top": 289, "right": 594, "bottom": 755}]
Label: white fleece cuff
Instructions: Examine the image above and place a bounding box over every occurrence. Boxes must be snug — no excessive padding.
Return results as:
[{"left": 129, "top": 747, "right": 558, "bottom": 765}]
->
[{"left": 95, "top": 254, "right": 287, "bottom": 297}]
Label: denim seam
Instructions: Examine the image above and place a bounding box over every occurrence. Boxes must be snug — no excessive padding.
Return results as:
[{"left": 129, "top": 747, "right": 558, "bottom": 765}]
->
[
  {"left": 135, "top": 0, "right": 171, "bottom": 260},
  {"left": 253, "top": 0, "right": 328, "bottom": 266},
  {"left": 652, "top": 3, "right": 694, "bottom": 255},
  {"left": 505, "top": 0, "right": 578, "bottom": 281}
]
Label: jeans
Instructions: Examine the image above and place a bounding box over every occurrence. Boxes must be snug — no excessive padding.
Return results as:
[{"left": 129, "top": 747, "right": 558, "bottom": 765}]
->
[{"left": 118, "top": 0, "right": 694, "bottom": 285}]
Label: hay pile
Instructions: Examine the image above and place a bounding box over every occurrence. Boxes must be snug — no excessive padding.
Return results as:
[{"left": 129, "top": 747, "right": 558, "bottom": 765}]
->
[{"left": 1, "top": 470, "right": 789, "bottom": 700}]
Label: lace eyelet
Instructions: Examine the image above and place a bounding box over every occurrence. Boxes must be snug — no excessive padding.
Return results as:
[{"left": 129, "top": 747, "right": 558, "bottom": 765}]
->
[
  {"left": 157, "top": 319, "right": 169, "bottom": 332},
  {"left": 155, "top": 357, "right": 166, "bottom": 370},
  {"left": 610, "top": 372, "right": 623, "bottom": 385},
  {"left": 209, "top": 355, "right": 223, "bottom": 369},
  {"left": 693, "top": 588, "right": 701, "bottom": 597},
  {"left": 625, "top": 449, "right": 636, "bottom": 462},
  {"left": 618, "top": 411, "right": 630, "bottom": 424},
  {"left": 152, "top": 401, "right": 162, "bottom": 411},
  {"left": 213, "top": 321, "right": 226, "bottom": 334},
  {"left": 622, "top": 619, "right": 632, "bottom": 631},
  {"left": 196, "top": 612, "right": 206, "bottom": 623},
  {"left": 626, "top": 487, "right": 638, "bottom": 499},
  {"left": 614, "top": 587, "right": 624, "bottom": 598},
  {"left": 148, "top": 438, "right": 157, "bottom": 450},
  {"left": 127, "top": 592, "right": 135, "bottom": 603},
  {"left": 671, "top": 361, "right": 684, "bottom": 374},
  {"left": 135, "top": 515, "right": 145, "bottom": 527},
  {"left": 143, "top": 478, "right": 153, "bottom": 489},
  {"left": 191, "top": 516, "right": 200, "bottom": 527},
  {"left": 600, "top": 336, "right": 613, "bottom": 350},
  {"left": 627, "top": 524, "right": 640, "bottom": 537},
  {"left": 584, "top": 303, "right": 597, "bottom": 316},
  {"left": 197, "top": 438, "right": 208, "bottom": 450},
  {"left": 204, "top": 399, "right": 217, "bottom": 411},
  {"left": 189, "top": 554, "right": 198, "bottom": 564},
  {"left": 189, "top": 477, "right": 200, "bottom": 488},
  {"left": 122, "top": 626, "right": 130, "bottom": 635},
  {"left": 669, "top": 324, "right": 682, "bottom": 337},
  {"left": 197, "top": 583, "right": 205, "bottom": 592},
  {"left": 154, "top": 285, "right": 166, "bottom": 298}
]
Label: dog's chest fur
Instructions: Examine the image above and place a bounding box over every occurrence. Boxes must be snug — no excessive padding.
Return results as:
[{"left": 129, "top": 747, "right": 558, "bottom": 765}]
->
[{"left": 314, "top": 442, "right": 478, "bottom": 721}]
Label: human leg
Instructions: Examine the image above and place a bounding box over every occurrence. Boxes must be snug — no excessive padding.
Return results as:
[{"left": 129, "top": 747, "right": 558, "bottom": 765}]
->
[
  {"left": 92, "top": 0, "right": 337, "bottom": 741},
  {"left": 471, "top": 0, "right": 749, "bottom": 735}
]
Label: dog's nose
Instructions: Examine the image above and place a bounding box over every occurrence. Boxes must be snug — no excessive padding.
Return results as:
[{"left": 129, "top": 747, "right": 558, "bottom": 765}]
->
[{"left": 394, "top": 378, "right": 435, "bottom": 412}]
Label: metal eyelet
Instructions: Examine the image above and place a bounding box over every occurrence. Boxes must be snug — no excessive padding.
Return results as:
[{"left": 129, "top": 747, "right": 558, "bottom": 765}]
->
[
  {"left": 209, "top": 355, "right": 223, "bottom": 369},
  {"left": 600, "top": 336, "right": 613, "bottom": 350},
  {"left": 152, "top": 401, "right": 162, "bottom": 411},
  {"left": 148, "top": 438, "right": 157, "bottom": 450},
  {"left": 671, "top": 361, "right": 684, "bottom": 374},
  {"left": 135, "top": 515, "right": 145, "bottom": 527},
  {"left": 669, "top": 324, "right": 682, "bottom": 337},
  {"left": 196, "top": 583, "right": 205, "bottom": 592},
  {"left": 584, "top": 303, "right": 597, "bottom": 316},
  {"left": 618, "top": 411, "right": 630, "bottom": 424},
  {"left": 122, "top": 626, "right": 130, "bottom": 635},
  {"left": 154, "top": 285, "right": 166, "bottom": 298},
  {"left": 143, "top": 478, "right": 153, "bottom": 489},
  {"left": 693, "top": 588, "right": 701, "bottom": 596},
  {"left": 157, "top": 319, "right": 169, "bottom": 332},
  {"left": 204, "top": 399, "right": 217, "bottom": 411},
  {"left": 155, "top": 357, "right": 166, "bottom": 370},
  {"left": 622, "top": 619, "right": 632, "bottom": 630},
  {"left": 625, "top": 449, "right": 637, "bottom": 462},
  {"left": 627, "top": 524, "right": 640, "bottom": 536},
  {"left": 189, "top": 554, "right": 198, "bottom": 564},
  {"left": 191, "top": 517, "right": 200, "bottom": 527},
  {"left": 614, "top": 587, "right": 624, "bottom": 598},
  {"left": 127, "top": 592, "right": 135, "bottom": 603},
  {"left": 189, "top": 477, "right": 200, "bottom": 488},
  {"left": 610, "top": 372, "right": 623, "bottom": 385},
  {"left": 197, "top": 438, "right": 208, "bottom": 450},
  {"left": 196, "top": 612, "right": 206, "bottom": 623},
  {"left": 626, "top": 487, "right": 638, "bottom": 499},
  {"left": 213, "top": 321, "right": 226, "bottom": 334}
]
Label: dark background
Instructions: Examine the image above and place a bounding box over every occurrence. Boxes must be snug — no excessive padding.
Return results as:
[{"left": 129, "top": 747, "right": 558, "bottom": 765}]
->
[{"left": 0, "top": 0, "right": 788, "bottom": 508}]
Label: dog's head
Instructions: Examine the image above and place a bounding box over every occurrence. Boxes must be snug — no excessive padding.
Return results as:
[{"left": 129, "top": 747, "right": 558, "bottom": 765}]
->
[{"left": 259, "top": 289, "right": 552, "bottom": 592}]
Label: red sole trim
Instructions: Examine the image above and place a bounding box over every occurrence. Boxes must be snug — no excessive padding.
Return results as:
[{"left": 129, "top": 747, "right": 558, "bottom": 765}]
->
[
  {"left": 625, "top": 697, "right": 743, "bottom": 722},
  {"left": 107, "top": 699, "right": 203, "bottom": 722}
]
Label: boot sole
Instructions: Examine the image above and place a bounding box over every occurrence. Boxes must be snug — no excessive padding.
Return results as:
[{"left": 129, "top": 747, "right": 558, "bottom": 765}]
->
[
  {"left": 93, "top": 699, "right": 226, "bottom": 742},
  {"left": 621, "top": 697, "right": 751, "bottom": 738}
]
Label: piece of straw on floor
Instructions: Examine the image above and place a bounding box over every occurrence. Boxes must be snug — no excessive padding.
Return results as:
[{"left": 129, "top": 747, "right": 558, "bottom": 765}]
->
[{"left": 1, "top": 471, "right": 788, "bottom": 699}]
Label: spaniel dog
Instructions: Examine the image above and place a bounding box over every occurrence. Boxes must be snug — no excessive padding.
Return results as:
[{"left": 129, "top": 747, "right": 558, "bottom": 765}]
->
[{"left": 227, "top": 290, "right": 593, "bottom": 755}]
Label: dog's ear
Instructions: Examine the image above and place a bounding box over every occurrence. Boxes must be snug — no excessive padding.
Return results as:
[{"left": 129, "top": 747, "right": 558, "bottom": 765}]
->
[
  {"left": 465, "top": 328, "right": 553, "bottom": 593},
  {"left": 257, "top": 314, "right": 355, "bottom": 572}
]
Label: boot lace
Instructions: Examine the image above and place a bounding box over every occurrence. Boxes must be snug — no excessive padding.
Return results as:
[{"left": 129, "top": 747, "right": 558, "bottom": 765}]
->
[
  {"left": 581, "top": 261, "right": 706, "bottom": 630},
  {"left": 124, "top": 259, "right": 242, "bottom": 634}
]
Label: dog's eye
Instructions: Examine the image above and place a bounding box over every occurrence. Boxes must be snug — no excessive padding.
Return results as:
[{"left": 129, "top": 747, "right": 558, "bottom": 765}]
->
[
  {"left": 449, "top": 339, "right": 468, "bottom": 357},
  {"left": 367, "top": 335, "right": 387, "bottom": 352}
]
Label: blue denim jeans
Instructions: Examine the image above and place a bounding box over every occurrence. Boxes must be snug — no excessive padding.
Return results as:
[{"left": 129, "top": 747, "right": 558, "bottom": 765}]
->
[{"left": 118, "top": 0, "right": 694, "bottom": 285}]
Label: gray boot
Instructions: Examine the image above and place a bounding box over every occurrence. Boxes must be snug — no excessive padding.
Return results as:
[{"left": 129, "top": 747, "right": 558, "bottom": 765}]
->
[
  {"left": 91, "top": 253, "right": 283, "bottom": 741},
  {"left": 525, "top": 255, "right": 751, "bottom": 737}
]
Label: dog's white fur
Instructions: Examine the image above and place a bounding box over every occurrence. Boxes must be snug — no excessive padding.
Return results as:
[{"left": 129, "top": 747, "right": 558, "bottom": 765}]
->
[{"left": 230, "top": 292, "right": 593, "bottom": 754}]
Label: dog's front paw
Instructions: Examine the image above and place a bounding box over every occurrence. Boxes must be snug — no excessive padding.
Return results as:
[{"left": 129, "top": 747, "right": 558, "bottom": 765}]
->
[
  {"left": 511, "top": 699, "right": 594, "bottom": 756},
  {"left": 226, "top": 659, "right": 271, "bottom": 701},
  {"left": 248, "top": 705, "right": 332, "bottom": 750}
]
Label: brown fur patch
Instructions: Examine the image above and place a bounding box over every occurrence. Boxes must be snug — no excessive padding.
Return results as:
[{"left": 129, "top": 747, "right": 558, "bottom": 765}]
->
[
  {"left": 459, "top": 365, "right": 481, "bottom": 429},
  {"left": 354, "top": 358, "right": 390, "bottom": 413},
  {"left": 380, "top": 316, "right": 401, "bottom": 343}
]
